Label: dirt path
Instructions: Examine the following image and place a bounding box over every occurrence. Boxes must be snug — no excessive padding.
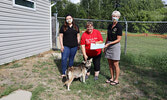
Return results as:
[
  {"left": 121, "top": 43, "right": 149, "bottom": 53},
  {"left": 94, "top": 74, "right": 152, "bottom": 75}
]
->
[{"left": 0, "top": 50, "right": 83, "bottom": 100}]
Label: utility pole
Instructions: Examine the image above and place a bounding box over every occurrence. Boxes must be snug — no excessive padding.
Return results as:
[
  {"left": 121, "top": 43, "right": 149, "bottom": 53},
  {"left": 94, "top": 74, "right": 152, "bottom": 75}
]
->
[{"left": 50, "top": 0, "right": 61, "bottom": 49}]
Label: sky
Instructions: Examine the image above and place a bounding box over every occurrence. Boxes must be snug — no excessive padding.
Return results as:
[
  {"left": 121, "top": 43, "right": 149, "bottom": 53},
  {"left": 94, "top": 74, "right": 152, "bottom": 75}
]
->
[
  {"left": 162, "top": 0, "right": 167, "bottom": 4},
  {"left": 70, "top": 0, "right": 80, "bottom": 4},
  {"left": 70, "top": 0, "right": 167, "bottom": 4}
]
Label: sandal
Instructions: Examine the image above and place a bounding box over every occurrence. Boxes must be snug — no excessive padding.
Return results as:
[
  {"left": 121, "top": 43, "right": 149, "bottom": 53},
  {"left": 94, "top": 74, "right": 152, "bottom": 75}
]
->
[
  {"left": 94, "top": 76, "right": 98, "bottom": 80},
  {"left": 62, "top": 75, "right": 66, "bottom": 77},
  {"left": 59, "top": 74, "right": 66, "bottom": 78},
  {"left": 85, "top": 75, "right": 89, "bottom": 80},
  {"left": 110, "top": 81, "right": 119, "bottom": 85},
  {"left": 105, "top": 79, "right": 114, "bottom": 83}
]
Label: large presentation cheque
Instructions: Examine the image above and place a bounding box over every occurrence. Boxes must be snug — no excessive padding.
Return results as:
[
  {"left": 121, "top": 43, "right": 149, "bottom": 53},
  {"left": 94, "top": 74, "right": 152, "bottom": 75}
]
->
[{"left": 90, "top": 43, "right": 105, "bottom": 50}]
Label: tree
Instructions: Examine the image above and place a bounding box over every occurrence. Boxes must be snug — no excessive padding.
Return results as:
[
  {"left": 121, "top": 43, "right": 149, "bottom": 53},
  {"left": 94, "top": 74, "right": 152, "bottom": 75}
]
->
[
  {"left": 52, "top": 0, "right": 167, "bottom": 33},
  {"left": 64, "top": 3, "right": 78, "bottom": 17}
]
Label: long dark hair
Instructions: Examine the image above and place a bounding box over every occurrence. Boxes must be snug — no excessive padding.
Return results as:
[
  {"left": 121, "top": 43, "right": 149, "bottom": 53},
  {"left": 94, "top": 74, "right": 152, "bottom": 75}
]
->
[{"left": 63, "top": 15, "right": 78, "bottom": 32}]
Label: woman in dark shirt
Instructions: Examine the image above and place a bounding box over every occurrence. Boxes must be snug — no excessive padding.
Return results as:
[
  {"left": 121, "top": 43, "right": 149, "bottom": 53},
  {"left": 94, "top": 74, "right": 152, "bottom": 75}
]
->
[
  {"left": 59, "top": 14, "right": 80, "bottom": 77},
  {"left": 104, "top": 11, "right": 122, "bottom": 85}
]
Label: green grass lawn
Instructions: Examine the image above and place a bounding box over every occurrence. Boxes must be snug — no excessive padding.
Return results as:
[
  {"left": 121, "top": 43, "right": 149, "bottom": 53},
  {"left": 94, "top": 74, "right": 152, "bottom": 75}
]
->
[
  {"left": 0, "top": 35, "right": 167, "bottom": 100},
  {"left": 119, "top": 35, "right": 167, "bottom": 99},
  {"left": 66, "top": 35, "right": 167, "bottom": 99},
  {"left": 120, "top": 36, "right": 167, "bottom": 72}
]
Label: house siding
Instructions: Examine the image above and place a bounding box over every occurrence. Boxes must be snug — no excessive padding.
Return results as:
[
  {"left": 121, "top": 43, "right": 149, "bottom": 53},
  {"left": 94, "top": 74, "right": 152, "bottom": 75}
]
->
[{"left": 0, "top": 0, "right": 51, "bottom": 65}]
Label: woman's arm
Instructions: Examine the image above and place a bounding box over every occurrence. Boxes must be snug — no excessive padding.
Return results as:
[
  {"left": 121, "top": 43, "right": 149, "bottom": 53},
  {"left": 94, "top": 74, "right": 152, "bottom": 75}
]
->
[
  {"left": 59, "top": 34, "right": 64, "bottom": 52},
  {"left": 77, "top": 33, "right": 80, "bottom": 44},
  {"left": 105, "top": 36, "right": 122, "bottom": 48},
  {"left": 81, "top": 45, "right": 88, "bottom": 61}
]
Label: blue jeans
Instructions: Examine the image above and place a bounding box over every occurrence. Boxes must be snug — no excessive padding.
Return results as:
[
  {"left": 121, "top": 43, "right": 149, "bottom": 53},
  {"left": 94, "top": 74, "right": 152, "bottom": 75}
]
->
[{"left": 61, "top": 46, "right": 78, "bottom": 74}]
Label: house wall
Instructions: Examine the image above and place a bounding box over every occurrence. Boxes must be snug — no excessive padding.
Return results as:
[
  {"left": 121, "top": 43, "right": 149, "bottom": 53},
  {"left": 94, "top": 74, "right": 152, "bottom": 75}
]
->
[{"left": 0, "top": 0, "right": 51, "bottom": 65}]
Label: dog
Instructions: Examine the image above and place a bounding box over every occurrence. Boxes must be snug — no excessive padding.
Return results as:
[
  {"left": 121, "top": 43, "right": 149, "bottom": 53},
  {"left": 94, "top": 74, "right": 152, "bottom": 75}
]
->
[{"left": 64, "top": 59, "right": 92, "bottom": 91}]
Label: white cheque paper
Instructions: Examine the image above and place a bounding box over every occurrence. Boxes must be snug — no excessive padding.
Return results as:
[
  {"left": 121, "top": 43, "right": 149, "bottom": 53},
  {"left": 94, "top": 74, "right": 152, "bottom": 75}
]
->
[{"left": 90, "top": 43, "right": 105, "bottom": 50}]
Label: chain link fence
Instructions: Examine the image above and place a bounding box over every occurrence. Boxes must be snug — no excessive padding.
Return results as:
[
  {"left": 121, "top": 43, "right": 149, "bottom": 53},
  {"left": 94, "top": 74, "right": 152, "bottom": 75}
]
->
[{"left": 52, "top": 16, "right": 167, "bottom": 54}]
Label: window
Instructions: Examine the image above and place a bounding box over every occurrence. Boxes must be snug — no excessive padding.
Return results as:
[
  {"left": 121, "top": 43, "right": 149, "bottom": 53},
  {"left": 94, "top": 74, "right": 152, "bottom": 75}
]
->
[{"left": 13, "top": 0, "right": 36, "bottom": 10}]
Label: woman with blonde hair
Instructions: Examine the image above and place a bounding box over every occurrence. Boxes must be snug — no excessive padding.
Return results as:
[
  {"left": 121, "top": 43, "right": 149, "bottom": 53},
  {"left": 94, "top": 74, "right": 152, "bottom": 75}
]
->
[{"left": 104, "top": 11, "right": 122, "bottom": 85}]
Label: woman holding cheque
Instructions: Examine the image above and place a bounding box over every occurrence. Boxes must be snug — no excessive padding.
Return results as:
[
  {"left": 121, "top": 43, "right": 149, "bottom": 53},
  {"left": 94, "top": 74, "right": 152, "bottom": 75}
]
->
[
  {"left": 104, "top": 11, "right": 122, "bottom": 85},
  {"left": 80, "top": 21, "right": 103, "bottom": 80}
]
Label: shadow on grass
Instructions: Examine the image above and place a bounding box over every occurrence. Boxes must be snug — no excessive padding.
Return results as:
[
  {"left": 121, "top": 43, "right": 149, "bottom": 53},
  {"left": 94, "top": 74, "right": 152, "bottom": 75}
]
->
[
  {"left": 120, "top": 54, "right": 167, "bottom": 99},
  {"left": 99, "top": 53, "right": 112, "bottom": 80},
  {"left": 98, "top": 52, "right": 167, "bottom": 99},
  {"left": 53, "top": 59, "right": 62, "bottom": 75},
  {"left": 53, "top": 59, "right": 67, "bottom": 82}
]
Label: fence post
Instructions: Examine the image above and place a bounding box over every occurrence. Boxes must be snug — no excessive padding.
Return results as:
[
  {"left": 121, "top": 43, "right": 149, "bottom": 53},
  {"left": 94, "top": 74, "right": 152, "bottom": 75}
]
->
[
  {"left": 54, "top": 11, "right": 59, "bottom": 50},
  {"left": 124, "top": 17, "right": 128, "bottom": 55}
]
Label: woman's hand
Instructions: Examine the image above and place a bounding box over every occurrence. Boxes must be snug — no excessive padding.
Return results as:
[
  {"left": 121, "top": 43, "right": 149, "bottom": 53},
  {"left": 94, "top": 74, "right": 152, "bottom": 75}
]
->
[
  {"left": 103, "top": 43, "right": 111, "bottom": 52},
  {"left": 84, "top": 54, "right": 88, "bottom": 61},
  {"left": 61, "top": 46, "right": 64, "bottom": 52},
  {"left": 81, "top": 45, "right": 87, "bottom": 61},
  {"left": 105, "top": 43, "right": 110, "bottom": 48}
]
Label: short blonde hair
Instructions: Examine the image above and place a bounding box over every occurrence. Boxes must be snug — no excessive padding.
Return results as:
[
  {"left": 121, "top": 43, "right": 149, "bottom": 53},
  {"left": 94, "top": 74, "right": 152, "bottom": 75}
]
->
[{"left": 112, "top": 11, "right": 121, "bottom": 17}]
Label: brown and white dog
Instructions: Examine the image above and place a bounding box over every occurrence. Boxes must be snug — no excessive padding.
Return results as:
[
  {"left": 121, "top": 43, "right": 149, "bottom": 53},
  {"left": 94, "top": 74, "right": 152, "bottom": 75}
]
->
[{"left": 64, "top": 59, "right": 92, "bottom": 91}]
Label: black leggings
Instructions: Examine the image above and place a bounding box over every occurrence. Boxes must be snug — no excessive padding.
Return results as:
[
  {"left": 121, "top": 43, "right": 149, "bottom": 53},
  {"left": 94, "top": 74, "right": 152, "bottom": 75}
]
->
[{"left": 87, "top": 53, "right": 101, "bottom": 72}]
